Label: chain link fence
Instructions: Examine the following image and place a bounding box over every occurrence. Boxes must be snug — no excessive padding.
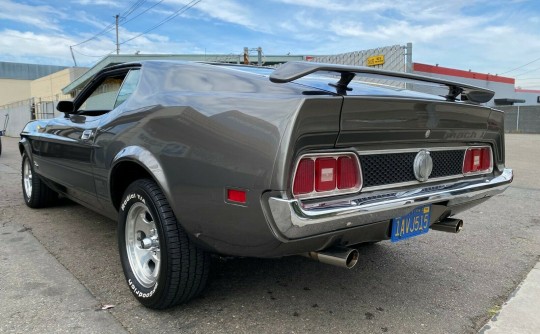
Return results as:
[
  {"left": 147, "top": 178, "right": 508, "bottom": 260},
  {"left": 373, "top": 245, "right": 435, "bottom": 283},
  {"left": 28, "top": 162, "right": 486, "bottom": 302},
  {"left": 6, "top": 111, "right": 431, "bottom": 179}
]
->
[
  {"left": 311, "top": 44, "right": 412, "bottom": 88},
  {"left": 0, "top": 98, "right": 65, "bottom": 137},
  {"left": 312, "top": 44, "right": 409, "bottom": 71},
  {"left": 497, "top": 106, "right": 540, "bottom": 133},
  {"left": 0, "top": 99, "right": 33, "bottom": 137}
]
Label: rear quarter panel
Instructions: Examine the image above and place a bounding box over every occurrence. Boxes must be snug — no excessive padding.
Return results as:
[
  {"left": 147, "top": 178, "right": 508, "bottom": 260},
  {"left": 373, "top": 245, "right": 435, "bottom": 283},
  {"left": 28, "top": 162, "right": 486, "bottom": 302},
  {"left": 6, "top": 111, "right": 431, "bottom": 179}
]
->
[{"left": 93, "top": 62, "right": 323, "bottom": 253}]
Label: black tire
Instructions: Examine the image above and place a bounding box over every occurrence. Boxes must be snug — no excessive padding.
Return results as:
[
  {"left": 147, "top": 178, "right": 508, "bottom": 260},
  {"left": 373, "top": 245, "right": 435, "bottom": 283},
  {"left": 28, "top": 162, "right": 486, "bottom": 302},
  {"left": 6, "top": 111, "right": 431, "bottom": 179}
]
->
[
  {"left": 21, "top": 152, "right": 58, "bottom": 208},
  {"left": 118, "top": 179, "right": 210, "bottom": 309}
]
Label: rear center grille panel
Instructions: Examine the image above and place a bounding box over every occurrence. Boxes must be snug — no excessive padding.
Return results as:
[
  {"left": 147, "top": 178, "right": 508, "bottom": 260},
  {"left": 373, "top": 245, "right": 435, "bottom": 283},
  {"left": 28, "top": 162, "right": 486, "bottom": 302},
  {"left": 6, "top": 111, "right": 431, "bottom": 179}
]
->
[{"left": 359, "top": 149, "right": 465, "bottom": 188}]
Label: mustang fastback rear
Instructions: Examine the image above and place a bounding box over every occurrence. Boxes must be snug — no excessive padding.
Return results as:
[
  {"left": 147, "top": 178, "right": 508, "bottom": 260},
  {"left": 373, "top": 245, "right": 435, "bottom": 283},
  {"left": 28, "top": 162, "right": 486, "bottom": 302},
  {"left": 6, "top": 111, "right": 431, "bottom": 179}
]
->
[{"left": 19, "top": 60, "right": 512, "bottom": 309}]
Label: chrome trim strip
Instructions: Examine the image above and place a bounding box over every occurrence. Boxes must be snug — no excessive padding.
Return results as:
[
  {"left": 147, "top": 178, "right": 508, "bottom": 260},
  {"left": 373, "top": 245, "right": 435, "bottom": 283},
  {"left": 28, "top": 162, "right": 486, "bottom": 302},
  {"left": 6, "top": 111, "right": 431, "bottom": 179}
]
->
[
  {"left": 268, "top": 168, "right": 513, "bottom": 231},
  {"left": 362, "top": 174, "right": 463, "bottom": 192},
  {"left": 356, "top": 146, "right": 469, "bottom": 155}
]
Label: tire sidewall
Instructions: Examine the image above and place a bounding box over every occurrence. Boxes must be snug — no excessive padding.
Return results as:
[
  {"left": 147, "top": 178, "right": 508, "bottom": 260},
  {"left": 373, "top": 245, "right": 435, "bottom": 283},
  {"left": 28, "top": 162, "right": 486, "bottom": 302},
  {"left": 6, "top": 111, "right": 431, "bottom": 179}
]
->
[
  {"left": 21, "top": 153, "right": 33, "bottom": 205},
  {"left": 118, "top": 181, "right": 169, "bottom": 306}
]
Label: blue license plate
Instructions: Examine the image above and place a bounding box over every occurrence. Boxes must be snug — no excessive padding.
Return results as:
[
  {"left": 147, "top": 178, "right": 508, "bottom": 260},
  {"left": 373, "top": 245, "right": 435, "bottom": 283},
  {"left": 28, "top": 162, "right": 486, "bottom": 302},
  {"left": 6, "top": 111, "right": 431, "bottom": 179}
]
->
[{"left": 391, "top": 205, "right": 431, "bottom": 242}]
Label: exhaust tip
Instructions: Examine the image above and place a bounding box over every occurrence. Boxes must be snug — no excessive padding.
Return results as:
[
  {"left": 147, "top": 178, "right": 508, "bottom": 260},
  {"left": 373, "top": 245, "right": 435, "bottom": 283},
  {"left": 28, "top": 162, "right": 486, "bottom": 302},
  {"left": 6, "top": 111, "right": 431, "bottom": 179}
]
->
[
  {"left": 431, "top": 218, "right": 463, "bottom": 233},
  {"left": 302, "top": 247, "right": 360, "bottom": 269},
  {"left": 456, "top": 220, "right": 463, "bottom": 233},
  {"left": 345, "top": 249, "right": 359, "bottom": 269}
]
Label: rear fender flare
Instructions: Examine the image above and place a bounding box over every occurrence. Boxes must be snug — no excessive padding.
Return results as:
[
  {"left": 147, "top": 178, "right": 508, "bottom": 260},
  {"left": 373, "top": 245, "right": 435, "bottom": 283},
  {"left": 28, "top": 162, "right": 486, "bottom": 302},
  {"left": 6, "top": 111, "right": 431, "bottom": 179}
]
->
[{"left": 110, "top": 145, "right": 171, "bottom": 206}]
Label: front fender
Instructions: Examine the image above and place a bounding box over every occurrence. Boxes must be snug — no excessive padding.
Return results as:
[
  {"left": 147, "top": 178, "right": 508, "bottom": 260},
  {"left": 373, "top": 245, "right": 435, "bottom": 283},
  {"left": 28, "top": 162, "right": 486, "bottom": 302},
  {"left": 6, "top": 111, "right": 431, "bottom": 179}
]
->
[
  {"left": 19, "top": 137, "right": 31, "bottom": 156},
  {"left": 21, "top": 119, "right": 49, "bottom": 136}
]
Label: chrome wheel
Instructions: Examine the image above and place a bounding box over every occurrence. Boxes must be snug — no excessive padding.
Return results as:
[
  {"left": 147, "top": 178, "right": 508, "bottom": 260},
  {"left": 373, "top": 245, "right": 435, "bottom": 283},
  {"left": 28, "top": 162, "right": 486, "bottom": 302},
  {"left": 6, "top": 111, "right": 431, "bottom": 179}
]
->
[
  {"left": 125, "top": 202, "right": 160, "bottom": 288},
  {"left": 23, "top": 157, "right": 33, "bottom": 198}
]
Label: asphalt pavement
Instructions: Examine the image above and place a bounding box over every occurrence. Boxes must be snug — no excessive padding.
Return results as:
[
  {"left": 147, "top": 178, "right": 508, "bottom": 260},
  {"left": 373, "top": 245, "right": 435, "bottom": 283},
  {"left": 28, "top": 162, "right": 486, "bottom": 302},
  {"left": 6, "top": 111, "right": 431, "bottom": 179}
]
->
[{"left": 0, "top": 134, "right": 539, "bottom": 334}]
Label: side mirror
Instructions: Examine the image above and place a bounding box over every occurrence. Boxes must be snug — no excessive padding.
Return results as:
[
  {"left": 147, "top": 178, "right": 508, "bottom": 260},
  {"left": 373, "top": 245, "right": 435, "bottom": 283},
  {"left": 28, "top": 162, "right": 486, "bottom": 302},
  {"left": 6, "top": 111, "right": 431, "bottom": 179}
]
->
[{"left": 56, "top": 101, "right": 75, "bottom": 115}]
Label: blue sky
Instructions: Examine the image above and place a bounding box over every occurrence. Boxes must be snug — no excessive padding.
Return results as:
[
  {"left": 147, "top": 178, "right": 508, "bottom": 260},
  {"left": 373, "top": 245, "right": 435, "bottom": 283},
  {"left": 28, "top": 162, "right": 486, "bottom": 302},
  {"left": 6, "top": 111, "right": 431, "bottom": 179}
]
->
[{"left": 0, "top": 0, "right": 539, "bottom": 88}]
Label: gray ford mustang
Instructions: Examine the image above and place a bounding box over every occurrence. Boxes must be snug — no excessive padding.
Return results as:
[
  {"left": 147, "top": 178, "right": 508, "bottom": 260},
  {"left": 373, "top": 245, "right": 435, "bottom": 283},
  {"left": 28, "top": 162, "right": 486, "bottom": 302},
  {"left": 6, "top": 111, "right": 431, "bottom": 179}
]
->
[{"left": 19, "top": 61, "right": 513, "bottom": 309}]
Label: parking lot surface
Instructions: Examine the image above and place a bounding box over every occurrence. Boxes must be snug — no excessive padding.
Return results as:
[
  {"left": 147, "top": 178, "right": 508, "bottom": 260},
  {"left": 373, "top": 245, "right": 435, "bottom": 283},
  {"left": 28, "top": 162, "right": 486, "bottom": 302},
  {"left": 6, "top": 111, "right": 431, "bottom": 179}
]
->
[{"left": 0, "top": 134, "right": 539, "bottom": 334}]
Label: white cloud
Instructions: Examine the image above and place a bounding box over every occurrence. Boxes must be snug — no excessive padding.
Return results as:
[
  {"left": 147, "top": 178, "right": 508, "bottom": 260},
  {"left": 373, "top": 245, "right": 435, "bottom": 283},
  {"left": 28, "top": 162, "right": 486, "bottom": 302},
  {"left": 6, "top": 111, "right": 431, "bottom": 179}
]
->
[
  {"left": 274, "top": 0, "right": 396, "bottom": 12},
  {"left": 0, "top": 0, "right": 63, "bottom": 30},
  {"left": 166, "top": 0, "right": 266, "bottom": 32},
  {"left": 0, "top": 30, "right": 76, "bottom": 65},
  {"left": 72, "top": 0, "right": 122, "bottom": 7}
]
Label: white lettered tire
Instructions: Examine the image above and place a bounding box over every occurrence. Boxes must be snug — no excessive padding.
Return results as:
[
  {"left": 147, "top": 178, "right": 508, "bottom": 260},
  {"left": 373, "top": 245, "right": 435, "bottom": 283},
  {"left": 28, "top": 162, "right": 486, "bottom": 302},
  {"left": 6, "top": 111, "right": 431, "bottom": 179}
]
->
[{"left": 118, "top": 179, "right": 210, "bottom": 309}]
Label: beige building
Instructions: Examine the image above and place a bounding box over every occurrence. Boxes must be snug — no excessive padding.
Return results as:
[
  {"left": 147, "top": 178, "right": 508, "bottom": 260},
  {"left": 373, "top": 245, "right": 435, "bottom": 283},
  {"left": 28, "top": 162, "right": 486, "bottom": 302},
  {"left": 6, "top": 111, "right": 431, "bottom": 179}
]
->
[
  {"left": 30, "top": 67, "right": 87, "bottom": 102},
  {"left": 0, "top": 78, "right": 32, "bottom": 105},
  {"left": 0, "top": 61, "right": 87, "bottom": 107},
  {"left": 0, "top": 62, "right": 88, "bottom": 136}
]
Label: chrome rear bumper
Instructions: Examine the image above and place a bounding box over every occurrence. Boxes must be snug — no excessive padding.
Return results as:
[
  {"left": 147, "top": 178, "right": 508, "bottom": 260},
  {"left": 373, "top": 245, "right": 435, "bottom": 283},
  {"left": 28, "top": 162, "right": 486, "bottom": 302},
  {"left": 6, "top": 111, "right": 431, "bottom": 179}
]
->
[{"left": 267, "top": 168, "right": 513, "bottom": 239}]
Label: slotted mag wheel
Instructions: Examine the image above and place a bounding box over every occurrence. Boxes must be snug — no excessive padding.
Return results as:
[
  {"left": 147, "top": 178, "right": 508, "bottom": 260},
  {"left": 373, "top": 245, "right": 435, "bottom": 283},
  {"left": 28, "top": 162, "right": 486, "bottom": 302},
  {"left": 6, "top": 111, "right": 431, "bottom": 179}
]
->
[
  {"left": 23, "top": 157, "right": 33, "bottom": 198},
  {"left": 125, "top": 202, "right": 161, "bottom": 288}
]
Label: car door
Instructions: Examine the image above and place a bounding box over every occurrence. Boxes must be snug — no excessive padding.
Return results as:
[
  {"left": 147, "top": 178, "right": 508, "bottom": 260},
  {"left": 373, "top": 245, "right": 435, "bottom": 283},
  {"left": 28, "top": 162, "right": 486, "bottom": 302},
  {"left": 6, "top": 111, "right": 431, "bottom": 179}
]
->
[{"left": 37, "top": 67, "right": 138, "bottom": 207}]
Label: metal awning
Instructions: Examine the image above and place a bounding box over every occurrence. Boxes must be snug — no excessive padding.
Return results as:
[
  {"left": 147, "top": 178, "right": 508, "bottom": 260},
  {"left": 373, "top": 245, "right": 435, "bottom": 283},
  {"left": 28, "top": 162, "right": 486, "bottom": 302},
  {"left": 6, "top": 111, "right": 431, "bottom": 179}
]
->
[{"left": 494, "top": 98, "right": 526, "bottom": 106}]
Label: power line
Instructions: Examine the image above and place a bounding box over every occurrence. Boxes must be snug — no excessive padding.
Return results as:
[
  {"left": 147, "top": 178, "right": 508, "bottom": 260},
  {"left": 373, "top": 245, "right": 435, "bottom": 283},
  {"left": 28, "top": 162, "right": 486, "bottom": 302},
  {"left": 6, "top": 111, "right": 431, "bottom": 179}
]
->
[
  {"left": 121, "top": 0, "right": 148, "bottom": 19},
  {"left": 119, "top": 0, "right": 201, "bottom": 46},
  {"left": 499, "top": 56, "right": 540, "bottom": 75},
  {"left": 71, "top": 22, "right": 116, "bottom": 47},
  {"left": 120, "top": 0, "right": 166, "bottom": 26},
  {"left": 69, "top": 0, "right": 201, "bottom": 64},
  {"left": 70, "top": 0, "right": 147, "bottom": 47},
  {"left": 72, "top": 48, "right": 114, "bottom": 58},
  {"left": 512, "top": 65, "right": 540, "bottom": 78}
]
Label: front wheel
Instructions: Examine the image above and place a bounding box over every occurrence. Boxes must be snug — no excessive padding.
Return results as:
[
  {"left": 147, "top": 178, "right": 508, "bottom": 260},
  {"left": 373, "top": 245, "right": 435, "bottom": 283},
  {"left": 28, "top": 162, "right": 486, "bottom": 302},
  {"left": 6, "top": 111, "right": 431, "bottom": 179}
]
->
[
  {"left": 118, "top": 179, "right": 210, "bottom": 309},
  {"left": 21, "top": 152, "right": 58, "bottom": 208}
]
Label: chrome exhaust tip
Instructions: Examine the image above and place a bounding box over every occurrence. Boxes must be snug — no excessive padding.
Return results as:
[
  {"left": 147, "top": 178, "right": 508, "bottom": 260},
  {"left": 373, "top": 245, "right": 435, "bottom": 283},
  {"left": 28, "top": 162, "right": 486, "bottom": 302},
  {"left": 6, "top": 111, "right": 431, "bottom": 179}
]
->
[
  {"left": 430, "top": 218, "right": 463, "bottom": 233},
  {"left": 302, "top": 247, "right": 359, "bottom": 269}
]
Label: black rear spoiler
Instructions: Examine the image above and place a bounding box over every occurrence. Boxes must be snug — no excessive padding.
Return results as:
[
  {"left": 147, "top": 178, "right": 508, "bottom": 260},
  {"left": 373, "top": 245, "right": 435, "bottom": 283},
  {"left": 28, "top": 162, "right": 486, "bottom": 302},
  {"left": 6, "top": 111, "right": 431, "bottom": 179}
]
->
[{"left": 269, "top": 61, "right": 495, "bottom": 104}]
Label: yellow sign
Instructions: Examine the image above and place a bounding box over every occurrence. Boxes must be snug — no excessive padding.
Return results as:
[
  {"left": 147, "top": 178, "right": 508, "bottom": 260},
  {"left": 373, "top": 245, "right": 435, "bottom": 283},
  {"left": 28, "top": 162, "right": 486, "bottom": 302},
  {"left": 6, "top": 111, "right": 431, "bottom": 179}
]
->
[{"left": 367, "top": 55, "right": 385, "bottom": 66}]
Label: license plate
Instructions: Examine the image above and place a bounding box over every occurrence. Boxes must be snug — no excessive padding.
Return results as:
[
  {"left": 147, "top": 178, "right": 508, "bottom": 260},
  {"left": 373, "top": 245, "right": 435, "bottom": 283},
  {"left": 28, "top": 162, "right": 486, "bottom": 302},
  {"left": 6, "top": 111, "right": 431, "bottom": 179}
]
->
[{"left": 391, "top": 205, "right": 431, "bottom": 242}]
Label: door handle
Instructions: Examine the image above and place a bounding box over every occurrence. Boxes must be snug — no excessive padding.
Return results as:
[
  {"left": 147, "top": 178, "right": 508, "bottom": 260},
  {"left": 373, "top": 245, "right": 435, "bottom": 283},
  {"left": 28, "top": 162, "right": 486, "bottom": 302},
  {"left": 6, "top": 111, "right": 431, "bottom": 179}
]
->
[{"left": 81, "top": 130, "right": 94, "bottom": 141}]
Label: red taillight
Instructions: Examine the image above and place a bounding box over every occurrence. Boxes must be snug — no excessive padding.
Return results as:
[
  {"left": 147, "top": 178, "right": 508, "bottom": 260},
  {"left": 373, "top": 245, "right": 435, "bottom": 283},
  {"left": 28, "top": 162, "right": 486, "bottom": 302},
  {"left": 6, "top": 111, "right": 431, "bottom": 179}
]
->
[
  {"left": 337, "top": 156, "right": 360, "bottom": 189},
  {"left": 315, "top": 158, "right": 336, "bottom": 192},
  {"left": 293, "top": 158, "right": 315, "bottom": 195},
  {"left": 463, "top": 147, "right": 492, "bottom": 175},
  {"left": 292, "top": 154, "right": 361, "bottom": 198}
]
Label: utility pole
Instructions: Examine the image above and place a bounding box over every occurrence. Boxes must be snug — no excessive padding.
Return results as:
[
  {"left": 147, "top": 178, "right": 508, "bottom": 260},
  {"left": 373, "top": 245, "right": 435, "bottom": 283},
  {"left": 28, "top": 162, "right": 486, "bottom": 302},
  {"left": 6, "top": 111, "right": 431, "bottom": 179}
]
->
[
  {"left": 257, "top": 47, "right": 262, "bottom": 66},
  {"left": 243, "top": 47, "right": 249, "bottom": 64},
  {"left": 115, "top": 14, "right": 120, "bottom": 55},
  {"left": 69, "top": 46, "right": 77, "bottom": 67},
  {"left": 243, "top": 47, "right": 263, "bottom": 66}
]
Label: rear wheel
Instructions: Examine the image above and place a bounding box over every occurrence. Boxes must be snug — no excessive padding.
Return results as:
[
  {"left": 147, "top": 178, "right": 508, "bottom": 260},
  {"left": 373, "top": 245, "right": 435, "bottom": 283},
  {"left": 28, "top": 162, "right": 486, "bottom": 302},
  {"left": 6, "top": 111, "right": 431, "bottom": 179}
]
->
[
  {"left": 118, "top": 179, "right": 210, "bottom": 309},
  {"left": 21, "top": 152, "right": 58, "bottom": 208}
]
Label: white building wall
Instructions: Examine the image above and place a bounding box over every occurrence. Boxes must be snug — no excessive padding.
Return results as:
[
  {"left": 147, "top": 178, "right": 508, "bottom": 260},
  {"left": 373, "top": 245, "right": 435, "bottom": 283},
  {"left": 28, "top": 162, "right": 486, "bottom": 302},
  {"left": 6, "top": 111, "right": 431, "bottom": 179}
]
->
[
  {"left": 514, "top": 90, "right": 540, "bottom": 105},
  {"left": 412, "top": 69, "right": 516, "bottom": 107}
]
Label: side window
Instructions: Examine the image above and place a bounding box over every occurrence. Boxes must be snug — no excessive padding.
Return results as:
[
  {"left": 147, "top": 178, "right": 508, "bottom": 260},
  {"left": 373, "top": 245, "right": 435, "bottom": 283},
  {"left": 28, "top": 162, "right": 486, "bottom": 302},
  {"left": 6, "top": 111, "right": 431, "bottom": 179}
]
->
[
  {"left": 114, "top": 69, "right": 141, "bottom": 108},
  {"left": 78, "top": 76, "right": 125, "bottom": 113}
]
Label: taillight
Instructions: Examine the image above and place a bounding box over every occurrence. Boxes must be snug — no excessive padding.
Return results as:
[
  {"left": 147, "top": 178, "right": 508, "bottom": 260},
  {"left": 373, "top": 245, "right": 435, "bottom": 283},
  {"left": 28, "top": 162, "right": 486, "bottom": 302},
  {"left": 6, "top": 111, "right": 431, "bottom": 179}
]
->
[
  {"left": 463, "top": 146, "right": 493, "bottom": 175},
  {"left": 292, "top": 153, "right": 362, "bottom": 199},
  {"left": 337, "top": 156, "right": 359, "bottom": 189},
  {"left": 315, "top": 158, "right": 336, "bottom": 192},
  {"left": 292, "top": 159, "right": 314, "bottom": 195}
]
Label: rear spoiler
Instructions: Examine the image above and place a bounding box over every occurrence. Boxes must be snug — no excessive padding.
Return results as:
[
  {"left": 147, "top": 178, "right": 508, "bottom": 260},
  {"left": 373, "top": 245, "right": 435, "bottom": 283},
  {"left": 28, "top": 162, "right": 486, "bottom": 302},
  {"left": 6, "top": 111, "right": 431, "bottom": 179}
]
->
[{"left": 269, "top": 61, "right": 495, "bottom": 104}]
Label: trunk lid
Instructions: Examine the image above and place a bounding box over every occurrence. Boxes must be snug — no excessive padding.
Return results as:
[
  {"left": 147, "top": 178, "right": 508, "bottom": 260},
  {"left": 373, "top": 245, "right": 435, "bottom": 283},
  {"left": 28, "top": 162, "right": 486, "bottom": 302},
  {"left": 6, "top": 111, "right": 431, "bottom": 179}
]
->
[{"left": 336, "top": 96, "right": 492, "bottom": 147}]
